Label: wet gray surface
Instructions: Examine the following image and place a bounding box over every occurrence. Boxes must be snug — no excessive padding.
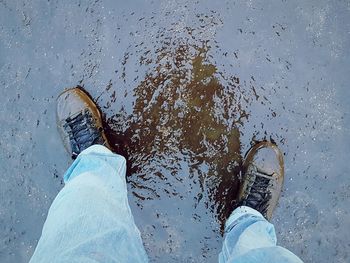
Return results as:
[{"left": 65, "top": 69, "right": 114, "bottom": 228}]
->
[{"left": 1, "top": 0, "right": 349, "bottom": 262}]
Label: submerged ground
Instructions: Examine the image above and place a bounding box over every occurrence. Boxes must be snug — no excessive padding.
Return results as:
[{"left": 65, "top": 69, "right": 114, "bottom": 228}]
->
[{"left": 0, "top": 0, "right": 349, "bottom": 262}]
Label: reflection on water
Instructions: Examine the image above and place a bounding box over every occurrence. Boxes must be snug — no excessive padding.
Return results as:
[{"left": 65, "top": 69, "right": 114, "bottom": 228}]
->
[{"left": 105, "top": 40, "right": 254, "bottom": 226}]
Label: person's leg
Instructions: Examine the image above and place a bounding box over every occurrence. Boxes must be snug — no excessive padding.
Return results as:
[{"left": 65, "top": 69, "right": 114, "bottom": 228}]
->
[
  {"left": 31, "top": 87, "right": 148, "bottom": 262},
  {"left": 219, "top": 142, "right": 303, "bottom": 263},
  {"left": 219, "top": 206, "right": 303, "bottom": 263},
  {"left": 30, "top": 145, "right": 148, "bottom": 263}
]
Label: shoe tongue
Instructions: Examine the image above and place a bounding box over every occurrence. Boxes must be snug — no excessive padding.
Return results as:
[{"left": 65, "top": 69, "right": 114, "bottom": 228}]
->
[{"left": 252, "top": 147, "right": 280, "bottom": 176}]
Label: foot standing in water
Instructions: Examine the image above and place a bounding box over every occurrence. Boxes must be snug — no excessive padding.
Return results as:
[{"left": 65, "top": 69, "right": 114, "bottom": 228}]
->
[{"left": 29, "top": 87, "right": 303, "bottom": 263}]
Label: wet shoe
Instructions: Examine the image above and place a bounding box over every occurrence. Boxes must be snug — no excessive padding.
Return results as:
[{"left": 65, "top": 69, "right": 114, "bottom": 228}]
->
[
  {"left": 237, "top": 141, "right": 284, "bottom": 220},
  {"left": 56, "top": 87, "right": 111, "bottom": 159}
]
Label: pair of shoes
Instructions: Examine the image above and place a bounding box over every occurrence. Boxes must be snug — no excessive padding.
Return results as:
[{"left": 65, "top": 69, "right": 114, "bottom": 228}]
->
[{"left": 56, "top": 87, "right": 284, "bottom": 221}]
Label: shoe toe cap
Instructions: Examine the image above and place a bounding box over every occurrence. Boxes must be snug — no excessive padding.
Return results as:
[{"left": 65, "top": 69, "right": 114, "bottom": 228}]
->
[{"left": 56, "top": 88, "right": 89, "bottom": 121}]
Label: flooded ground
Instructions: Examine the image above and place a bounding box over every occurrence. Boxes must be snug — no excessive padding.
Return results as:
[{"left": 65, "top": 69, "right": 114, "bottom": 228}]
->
[{"left": 1, "top": 0, "right": 349, "bottom": 262}]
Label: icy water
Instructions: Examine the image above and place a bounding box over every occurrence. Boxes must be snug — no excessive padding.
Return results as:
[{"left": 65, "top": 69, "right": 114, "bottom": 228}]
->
[{"left": 0, "top": 0, "right": 349, "bottom": 262}]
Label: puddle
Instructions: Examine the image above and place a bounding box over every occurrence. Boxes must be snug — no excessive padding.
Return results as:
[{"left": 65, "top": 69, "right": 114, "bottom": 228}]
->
[{"left": 104, "top": 41, "right": 248, "bottom": 227}]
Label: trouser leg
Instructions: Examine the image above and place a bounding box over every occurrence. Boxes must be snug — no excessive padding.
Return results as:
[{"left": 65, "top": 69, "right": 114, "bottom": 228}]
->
[
  {"left": 219, "top": 206, "right": 303, "bottom": 263},
  {"left": 30, "top": 145, "right": 148, "bottom": 263}
]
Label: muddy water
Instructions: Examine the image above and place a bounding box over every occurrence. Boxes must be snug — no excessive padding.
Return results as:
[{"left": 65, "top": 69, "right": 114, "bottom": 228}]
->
[
  {"left": 106, "top": 41, "right": 242, "bottom": 225},
  {"left": 98, "top": 12, "right": 275, "bottom": 261}
]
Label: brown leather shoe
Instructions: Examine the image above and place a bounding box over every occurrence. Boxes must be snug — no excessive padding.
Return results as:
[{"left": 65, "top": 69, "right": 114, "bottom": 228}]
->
[
  {"left": 56, "top": 87, "right": 111, "bottom": 159},
  {"left": 237, "top": 141, "right": 284, "bottom": 220}
]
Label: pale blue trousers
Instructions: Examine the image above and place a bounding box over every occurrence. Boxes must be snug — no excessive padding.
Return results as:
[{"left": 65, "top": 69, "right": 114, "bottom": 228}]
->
[{"left": 30, "top": 145, "right": 303, "bottom": 263}]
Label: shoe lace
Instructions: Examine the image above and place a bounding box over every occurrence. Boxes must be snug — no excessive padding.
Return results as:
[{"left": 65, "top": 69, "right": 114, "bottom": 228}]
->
[
  {"left": 63, "top": 110, "right": 104, "bottom": 158},
  {"left": 242, "top": 166, "right": 273, "bottom": 217}
]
